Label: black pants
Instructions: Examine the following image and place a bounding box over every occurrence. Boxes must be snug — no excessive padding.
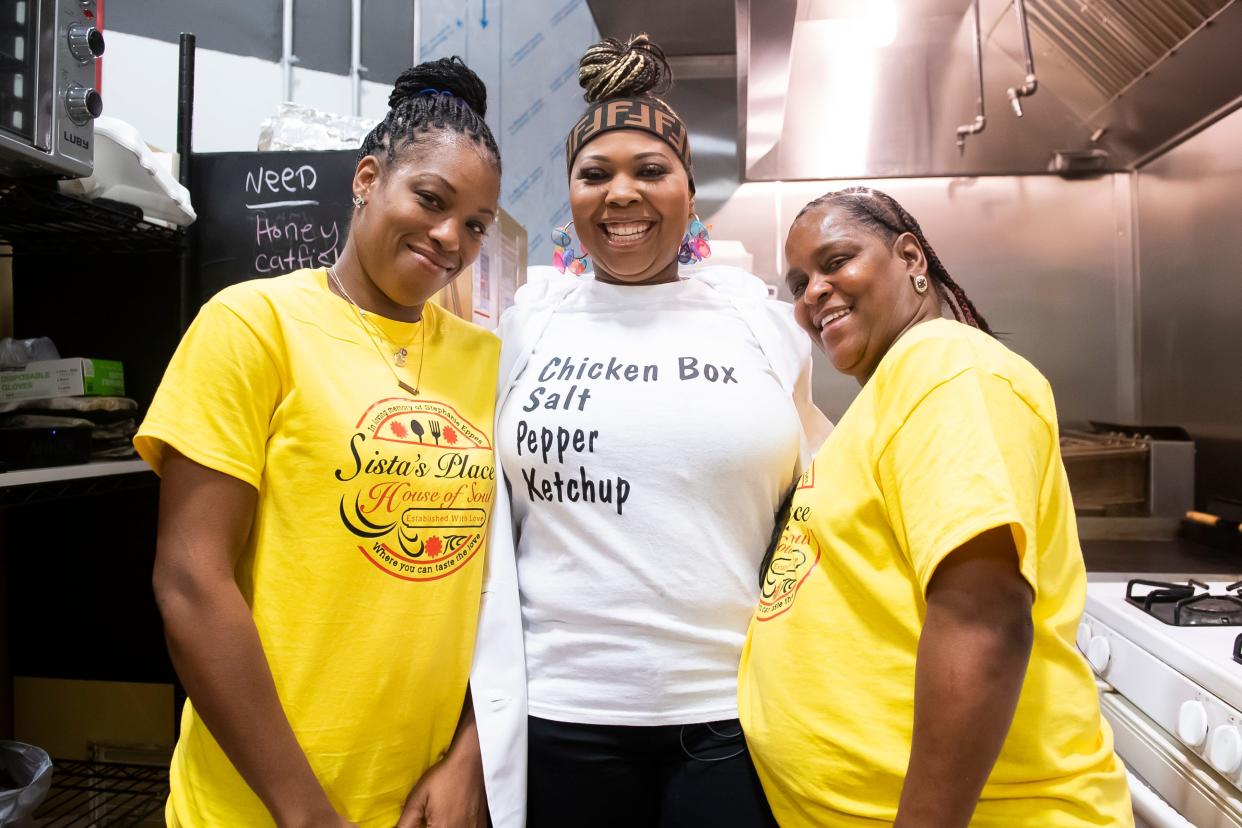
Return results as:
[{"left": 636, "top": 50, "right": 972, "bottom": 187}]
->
[{"left": 527, "top": 715, "right": 779, "bottom": 828}]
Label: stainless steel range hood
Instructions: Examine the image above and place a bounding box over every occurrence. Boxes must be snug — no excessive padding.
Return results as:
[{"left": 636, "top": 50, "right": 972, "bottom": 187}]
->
[{"left": 738, "top": 0, "right": 1242, "bottom": 179}]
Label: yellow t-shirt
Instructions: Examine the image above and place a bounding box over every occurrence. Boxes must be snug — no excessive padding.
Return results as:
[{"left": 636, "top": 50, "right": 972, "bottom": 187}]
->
[
  {"left": 738, "top": 319, "right": 1133, "bottom": 827},
  {"left": 135, "top": 268, "right": 500, "bottom": 828}
]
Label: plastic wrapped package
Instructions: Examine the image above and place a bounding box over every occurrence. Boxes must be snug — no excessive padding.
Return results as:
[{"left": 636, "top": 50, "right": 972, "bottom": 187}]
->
[
  {"left": 0, "top": 740, "right": 53, "bottom": 825},
  {"left": 0, "top": 337, "right": 59, "bottom": 369},
  {"left": 257, "top": 102, "right": 379, "bottom": 151}
]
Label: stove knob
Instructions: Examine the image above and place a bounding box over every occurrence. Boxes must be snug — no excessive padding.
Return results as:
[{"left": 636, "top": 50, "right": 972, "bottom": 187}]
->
[
  {"left": 1076, "top": 622, "right": 1091, "bottom": 654},
  {"left": 65, "top": 84, "right": 103, "bottom": 125},
  {"left": 1178, "top": 701, "right": 1209, "bottom": 747},
  {"left": 1208, "top": 725, "right": 1242, "bottom": 774},
  {"left": 67, "top": 22, "right": 105, "bottom": 63},
  {"left": 1086, "top": 635, "right": 1111, "bottom": 674}
]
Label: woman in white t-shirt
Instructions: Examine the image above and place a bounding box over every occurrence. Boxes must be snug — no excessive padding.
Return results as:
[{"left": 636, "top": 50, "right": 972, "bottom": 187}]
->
[{"left": 468, "top": 34, "right": 830, "bottom": 828}]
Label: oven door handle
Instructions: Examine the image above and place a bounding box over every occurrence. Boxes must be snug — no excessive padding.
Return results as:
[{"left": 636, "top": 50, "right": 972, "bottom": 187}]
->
[{"left": 1126, "top": 770, "right": 1198, "bottom": 828}]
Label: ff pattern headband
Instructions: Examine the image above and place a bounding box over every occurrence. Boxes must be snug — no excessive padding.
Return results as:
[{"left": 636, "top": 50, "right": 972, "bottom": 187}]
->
[{"left": 564, "top": 97, "right": 695, "bottom": 192}]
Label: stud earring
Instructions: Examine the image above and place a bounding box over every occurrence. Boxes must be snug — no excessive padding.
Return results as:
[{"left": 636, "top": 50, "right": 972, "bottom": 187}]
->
[
  {"left": 911, "top": 272, "right": 930, "bottom": 295},
  {"left": 677, "top": 215, "right": 711, "bottom": 265},
  {"left": 352, "top": 194, "right": 366, "bottom": 208},
  {"left": 551, "top": 221, "right": 589, "bottom": 275}
]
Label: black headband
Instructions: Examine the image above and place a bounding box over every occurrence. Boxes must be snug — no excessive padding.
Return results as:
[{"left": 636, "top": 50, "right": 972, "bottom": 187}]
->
[{"left": 565, "top": 97, "right": 695, "bottom": 192}]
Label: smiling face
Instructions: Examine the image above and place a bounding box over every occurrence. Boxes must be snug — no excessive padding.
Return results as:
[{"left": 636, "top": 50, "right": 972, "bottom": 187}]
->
[
  {"left": 351, "top": 131, "right": 500, "bottom": 309},
  {"left": 569, "top": 130, "right": 693, "bottom": 285},
  {"left": 784, "top": 203, "right": 940, "bottom": 382}
]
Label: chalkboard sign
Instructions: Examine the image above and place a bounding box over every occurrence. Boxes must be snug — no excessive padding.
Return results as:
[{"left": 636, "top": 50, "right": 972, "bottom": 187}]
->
[{"left": 190, "top": 149, "right": 358, "bottom": 305}]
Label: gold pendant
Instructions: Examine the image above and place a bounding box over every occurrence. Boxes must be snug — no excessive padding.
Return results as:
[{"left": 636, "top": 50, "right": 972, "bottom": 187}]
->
[
  {"left": 394, "top": 347, "right": 408, "bottom": 367},
  {"left": 398, "top": 380, "right": 418, "bottom": 396}
]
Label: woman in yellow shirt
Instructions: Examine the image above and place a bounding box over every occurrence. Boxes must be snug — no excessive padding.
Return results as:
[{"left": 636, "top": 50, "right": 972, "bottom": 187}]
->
[
  {"left": 135, "top": 57, "right": 501, "bottom": 828},
  {"left": 738, "top": 187, "right": 1134, "bottom": 827}
]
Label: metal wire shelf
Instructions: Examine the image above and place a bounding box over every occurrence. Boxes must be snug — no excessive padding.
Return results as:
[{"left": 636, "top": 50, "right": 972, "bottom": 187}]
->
[
  {"left": 34, "top": 758, "right": 169, "bottom": 827},
  {"left": 0, "top": 179, "right": 182, "bottom": 255},
  {"left": 0, "top": 461, "right": 155, "bottom": 508}
]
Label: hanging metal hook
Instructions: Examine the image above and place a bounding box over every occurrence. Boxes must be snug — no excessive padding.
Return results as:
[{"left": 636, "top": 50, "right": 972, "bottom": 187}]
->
[
  {"left": 1007, "top": 0, "right": 1039, "bottom": 116},
  {"left": 955, "top": 0, "right": 986, "bottom": 154}
]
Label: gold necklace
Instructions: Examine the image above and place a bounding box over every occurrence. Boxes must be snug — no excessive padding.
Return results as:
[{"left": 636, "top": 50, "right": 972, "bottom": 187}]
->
[
  {"left": 328, "top": 265, "right": 422, "bottom": 366},
  {"left": 328, "top": 265, "right": 425, "bottom": 396}
]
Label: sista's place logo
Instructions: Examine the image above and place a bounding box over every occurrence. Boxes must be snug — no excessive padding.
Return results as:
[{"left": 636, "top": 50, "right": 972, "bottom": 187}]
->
[
  {"left": 756, "top": 526, "right": 821, "bottom": 621},
  {"left": 756, "top": 465, "right": 821, "bottom": 621},
  {"left": 333, "top": 398, "right": 494, "bottom": 582}
]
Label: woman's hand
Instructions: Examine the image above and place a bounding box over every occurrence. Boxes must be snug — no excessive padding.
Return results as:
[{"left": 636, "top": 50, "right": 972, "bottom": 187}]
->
[
  {"left": 395, "top": 689, "right": 487, "bottom": 828},
  {"left": 395, "top": 747, "right": 487, "bottom": 828}
]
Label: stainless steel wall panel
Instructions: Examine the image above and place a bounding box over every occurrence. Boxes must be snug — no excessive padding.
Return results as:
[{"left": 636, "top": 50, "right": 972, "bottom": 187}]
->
[
  {"left": 701, "top": 181, "right": 786, "bottom": 284},
  {"left": 1112, "top": 171, "right": 1139, "bottom": 423},
  {"left": 662, "top": 77, "right": 744, "bottom": 221},
  {"left": 1137, "top": 103, "right": 1242, "bottom": 501}
]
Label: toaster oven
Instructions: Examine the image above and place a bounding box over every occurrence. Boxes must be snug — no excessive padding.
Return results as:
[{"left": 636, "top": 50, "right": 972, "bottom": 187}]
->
[{"left": 0, "top": 0, "right": 104, "bottom": 178}]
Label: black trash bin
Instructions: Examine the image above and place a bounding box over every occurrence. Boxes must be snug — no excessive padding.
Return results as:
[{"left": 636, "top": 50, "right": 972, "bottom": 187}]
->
[{"left": 0, "top": 741, "right": 52, "bottom": 827}]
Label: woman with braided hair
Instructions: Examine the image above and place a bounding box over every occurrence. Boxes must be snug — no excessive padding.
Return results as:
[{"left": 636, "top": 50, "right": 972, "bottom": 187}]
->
[
  {"left": 137, "top": 56, "right": 502, "bottom": 828},
  {"left": 738, "top": 188, "right": 1134, "bottom": 827},
  {"left": 469, "top": 32, "right": 829, "bottom": 828}
]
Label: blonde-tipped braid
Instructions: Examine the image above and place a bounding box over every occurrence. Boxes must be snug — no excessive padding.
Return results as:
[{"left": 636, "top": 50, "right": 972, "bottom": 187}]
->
[
  {"left": 580, "top": 48, "right": 644, "bottom": 102},
  {"left": 577, "top": 33, "right": 669, "bottom": 102},
  {"left": 589, "top": 51, "right": 642, "bottom": 101}
]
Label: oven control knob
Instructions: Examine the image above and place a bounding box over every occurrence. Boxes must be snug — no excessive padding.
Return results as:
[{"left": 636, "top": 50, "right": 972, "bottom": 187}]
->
[
  {"left": 67, "top": 22, "right": 105, "bottom": 62},
  {"left": 1086, "top": 635, "right": 1110, "bottom": 674},
  {"left": 1178, "top": 701, "right": 1210, "bottom": 747},
  {"left": 1209, "top": 725, "right": 1242, "bottom": 774},
  {"left": 1076, "top": 622, "right": 1091, "bottom": 654},
  {"left": 65, "top": 84, "right": 103, "bottom": 125}
]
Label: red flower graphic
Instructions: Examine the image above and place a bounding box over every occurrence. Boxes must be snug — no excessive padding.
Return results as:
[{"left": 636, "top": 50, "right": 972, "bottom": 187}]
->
[
  {"left": 426, "top": 536, "right": 443, "bottom": 557},
  {"left": 443, "top": 426, "right": 459, "bottom": 445},
  {"left": 390, "top": 421, "right": 408, "bottom": 439}
]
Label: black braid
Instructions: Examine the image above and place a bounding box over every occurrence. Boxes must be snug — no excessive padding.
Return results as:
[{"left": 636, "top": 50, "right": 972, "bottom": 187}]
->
[
  {"left": 796, "top": 187, "right": 993, "bottom": 336},
  {"left": 359, "top": 56, "right": 500, "bottom": 174},
  {"left": 758, "top": 483, "right": 797, "bottom": 590}
]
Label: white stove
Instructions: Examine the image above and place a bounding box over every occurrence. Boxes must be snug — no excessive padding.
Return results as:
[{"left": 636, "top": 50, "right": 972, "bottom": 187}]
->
[{"left": 1083, "top": 577, "right": 1242, "bottom": 828}]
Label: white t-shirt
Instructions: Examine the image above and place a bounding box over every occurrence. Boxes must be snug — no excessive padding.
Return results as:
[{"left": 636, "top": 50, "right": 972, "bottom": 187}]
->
[{"left": 496, "top": 276, "right": 802, "bottom": 725}]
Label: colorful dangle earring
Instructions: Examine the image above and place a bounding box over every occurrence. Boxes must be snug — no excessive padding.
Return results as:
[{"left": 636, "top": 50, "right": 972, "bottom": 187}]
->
[
  {"left": 551, "top": 222, "right": 590, "bottom": 275},
  {"left": 677, "top": 215, "right": 711, "bottom": 264}
]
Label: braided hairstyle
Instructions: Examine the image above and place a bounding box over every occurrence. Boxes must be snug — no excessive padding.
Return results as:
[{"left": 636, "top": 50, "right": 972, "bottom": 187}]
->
[
  {"left": 578, "top": 33, "right": 672, "bottom": 102},
  {"left": 359, "top": 56, "right": 500, "bottom": 173},
  {"left": 758, "top": 483, "right": 797, "bottom": 590},
  {"left": 796, "top": 187, "right": 993, "bottom": 335}
]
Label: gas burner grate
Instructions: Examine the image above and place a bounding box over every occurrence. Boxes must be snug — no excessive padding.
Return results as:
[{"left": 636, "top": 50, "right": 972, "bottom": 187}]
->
[
  {"left": 1235, "top": 634, "right": 1242, "bottom": 667},
  {"left": 1126, "top": 578, "right": 1242, "bottom": 626},
  {"left": 33, "top": 758, "right": 168, "bottom": 827}
]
